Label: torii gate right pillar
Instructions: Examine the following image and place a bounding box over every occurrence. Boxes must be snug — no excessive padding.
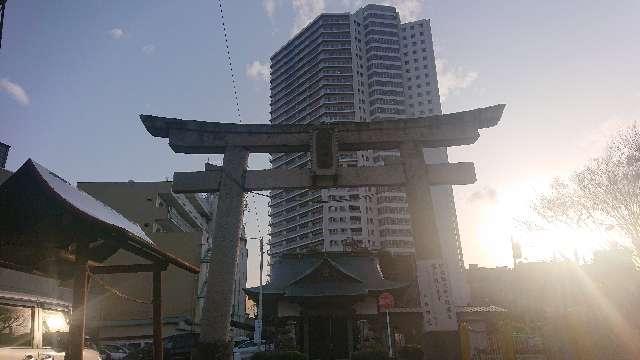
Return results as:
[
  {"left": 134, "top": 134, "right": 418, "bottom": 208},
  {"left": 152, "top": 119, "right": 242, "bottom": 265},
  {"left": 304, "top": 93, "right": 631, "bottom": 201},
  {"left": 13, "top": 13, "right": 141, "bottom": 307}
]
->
[{"left": 401, "top": 141, "right": 461, "bottom": 359}]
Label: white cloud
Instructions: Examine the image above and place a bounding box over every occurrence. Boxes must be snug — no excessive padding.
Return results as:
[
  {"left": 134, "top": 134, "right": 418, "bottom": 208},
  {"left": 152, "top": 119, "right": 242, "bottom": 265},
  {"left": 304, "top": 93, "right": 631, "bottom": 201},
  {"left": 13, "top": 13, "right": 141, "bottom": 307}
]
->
[
  {"left": 0, "top": 78, "right": 30, "bottom": 106},
  {"left": 141, "top": 44, "right": 156, "bottom": 54},
  {"left": 108, "top": 28, "right": 125, "bottom": 39},
  {"left": 435, "top": 59, "right": 478, "bottom": 101},
  {"left": 291, "top": 0, "right": 325, "bottom": 35},
  {"left": 264, "top": 0, "right": 277, "bottom": 19},
  {"left": 246, "top": 60, "right": 270, "bottom": 81}
]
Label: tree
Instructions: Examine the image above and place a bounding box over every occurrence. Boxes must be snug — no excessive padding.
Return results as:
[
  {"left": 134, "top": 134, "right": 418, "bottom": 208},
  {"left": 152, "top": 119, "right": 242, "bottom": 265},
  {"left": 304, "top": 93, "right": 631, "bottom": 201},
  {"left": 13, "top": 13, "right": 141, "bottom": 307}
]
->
[{"left": 531, "top": 124, "right": 640, "bottom": 251}]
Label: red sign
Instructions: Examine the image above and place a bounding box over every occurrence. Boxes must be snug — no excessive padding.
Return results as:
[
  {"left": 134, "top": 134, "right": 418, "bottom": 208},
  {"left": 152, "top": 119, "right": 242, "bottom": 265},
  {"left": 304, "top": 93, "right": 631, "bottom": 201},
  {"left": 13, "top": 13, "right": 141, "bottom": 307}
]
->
[{"left": 378, "top": 292, "right": 395, "bottom": 310}]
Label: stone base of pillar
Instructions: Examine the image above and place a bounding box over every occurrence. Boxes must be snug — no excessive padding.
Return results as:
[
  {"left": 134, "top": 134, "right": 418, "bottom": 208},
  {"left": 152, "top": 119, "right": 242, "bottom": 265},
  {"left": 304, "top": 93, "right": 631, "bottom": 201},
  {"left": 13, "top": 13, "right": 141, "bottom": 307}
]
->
[{"left": 422, "top": 331, "right": 461, "bottom": 360}]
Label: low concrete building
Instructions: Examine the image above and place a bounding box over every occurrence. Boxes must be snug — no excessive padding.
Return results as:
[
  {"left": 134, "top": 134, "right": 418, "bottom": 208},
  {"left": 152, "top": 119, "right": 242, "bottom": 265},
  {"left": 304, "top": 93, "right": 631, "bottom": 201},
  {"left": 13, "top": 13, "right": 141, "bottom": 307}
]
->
[{"left": 77, "top": 180, "right": 249, "bottom": 343}]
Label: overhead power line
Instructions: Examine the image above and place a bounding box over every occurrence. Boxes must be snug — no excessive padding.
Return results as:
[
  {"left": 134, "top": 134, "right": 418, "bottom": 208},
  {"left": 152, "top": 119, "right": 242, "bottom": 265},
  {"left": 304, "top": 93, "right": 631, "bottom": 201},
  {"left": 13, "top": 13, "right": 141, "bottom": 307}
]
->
[
  {"left": 217, "top": 0, "right": 242, "bottom": 123},
  {"left": 0, "top": 0, "right": 8, "bottom": 49}
]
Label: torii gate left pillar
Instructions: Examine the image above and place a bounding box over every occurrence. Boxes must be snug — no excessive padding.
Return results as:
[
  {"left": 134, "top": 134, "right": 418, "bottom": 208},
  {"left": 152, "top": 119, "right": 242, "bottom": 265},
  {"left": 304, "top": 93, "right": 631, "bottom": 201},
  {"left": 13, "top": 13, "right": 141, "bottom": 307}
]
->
[
  {"left": 141, "top": 104, "right": 505, "bottom": 359},
  {"left": 199, "top": 147, "right": 248, "bottom": 347}
]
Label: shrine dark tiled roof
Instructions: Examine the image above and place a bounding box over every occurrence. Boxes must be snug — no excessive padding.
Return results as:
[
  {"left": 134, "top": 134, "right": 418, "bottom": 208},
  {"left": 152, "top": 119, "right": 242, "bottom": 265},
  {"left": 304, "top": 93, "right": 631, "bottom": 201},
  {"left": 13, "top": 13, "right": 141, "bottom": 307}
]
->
[{"left": 245, "top": 252, "right": 408, "bottom": 298}]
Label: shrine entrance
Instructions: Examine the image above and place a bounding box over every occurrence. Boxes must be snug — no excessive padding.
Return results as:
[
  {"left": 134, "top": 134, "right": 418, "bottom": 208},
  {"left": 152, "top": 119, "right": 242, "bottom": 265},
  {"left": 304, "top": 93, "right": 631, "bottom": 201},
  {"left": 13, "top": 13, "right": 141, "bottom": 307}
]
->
[{"left": 309, "top": 315, "right": 349, "bottom": 360}]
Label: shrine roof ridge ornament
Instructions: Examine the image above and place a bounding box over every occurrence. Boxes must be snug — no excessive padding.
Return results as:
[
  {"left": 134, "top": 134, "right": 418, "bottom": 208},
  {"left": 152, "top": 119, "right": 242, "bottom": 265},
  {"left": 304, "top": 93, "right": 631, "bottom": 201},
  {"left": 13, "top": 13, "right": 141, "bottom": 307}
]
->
[{"left": 140, "top": 104, "right": 505, "bottom": 154}]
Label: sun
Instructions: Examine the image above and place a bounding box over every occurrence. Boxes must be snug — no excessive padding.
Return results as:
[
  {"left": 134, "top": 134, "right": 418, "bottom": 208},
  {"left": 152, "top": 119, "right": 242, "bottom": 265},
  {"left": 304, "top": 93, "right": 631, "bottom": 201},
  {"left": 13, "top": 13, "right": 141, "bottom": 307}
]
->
[{"left": 472, "top": 179, "right": 617, "bottom": 266}]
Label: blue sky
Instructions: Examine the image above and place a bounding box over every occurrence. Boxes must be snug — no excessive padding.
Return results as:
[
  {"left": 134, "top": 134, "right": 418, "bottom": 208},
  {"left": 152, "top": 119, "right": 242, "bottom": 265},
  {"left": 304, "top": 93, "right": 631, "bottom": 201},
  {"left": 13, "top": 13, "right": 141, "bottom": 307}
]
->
[{"left": 1, "top": 0, "right": 639, "bottom": 285}]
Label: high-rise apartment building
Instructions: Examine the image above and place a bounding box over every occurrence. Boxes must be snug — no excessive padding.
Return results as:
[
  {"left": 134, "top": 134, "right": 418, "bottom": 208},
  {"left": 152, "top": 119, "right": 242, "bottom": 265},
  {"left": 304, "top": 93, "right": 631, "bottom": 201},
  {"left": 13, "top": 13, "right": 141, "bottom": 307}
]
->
[{"left": 268, "top": 4, "right": 469, "bottom": 305}]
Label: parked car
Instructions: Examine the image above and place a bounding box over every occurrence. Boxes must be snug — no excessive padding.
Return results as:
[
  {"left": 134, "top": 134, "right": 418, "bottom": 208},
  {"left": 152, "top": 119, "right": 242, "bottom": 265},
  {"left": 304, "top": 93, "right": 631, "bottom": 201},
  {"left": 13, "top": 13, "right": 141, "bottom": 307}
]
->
[
  {"left": 123, "top": 341, "right": 151, "bottom": 353},
  {"left": 163, "top": 332, "right": 199, "bottom": 360},
  {"left": 0, "top": 290, "right": 102, "bottom": 360},
  {"left": 99, "top": 344, "right": 129, "bottom": 360},
  {"left": 233, "top": 340, "right": 266, "bottom": 360},
  {"left": 124, "top": 343, "right": 152, "bottom": 360}
]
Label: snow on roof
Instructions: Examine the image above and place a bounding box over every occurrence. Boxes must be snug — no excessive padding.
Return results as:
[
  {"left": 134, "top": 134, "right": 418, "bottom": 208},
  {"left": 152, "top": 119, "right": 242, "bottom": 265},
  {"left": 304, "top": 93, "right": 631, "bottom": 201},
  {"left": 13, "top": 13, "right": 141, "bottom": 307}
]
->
[{"left": 32, "top": 160, "right": 154, "bottom": 246}]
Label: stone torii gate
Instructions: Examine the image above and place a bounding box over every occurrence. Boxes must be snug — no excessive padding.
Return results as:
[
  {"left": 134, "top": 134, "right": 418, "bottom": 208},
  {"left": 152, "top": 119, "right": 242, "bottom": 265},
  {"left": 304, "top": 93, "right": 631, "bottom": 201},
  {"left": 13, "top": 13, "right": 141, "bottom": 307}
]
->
[{"left": 141, "top": 104, "right": 505, "bottom": 358}]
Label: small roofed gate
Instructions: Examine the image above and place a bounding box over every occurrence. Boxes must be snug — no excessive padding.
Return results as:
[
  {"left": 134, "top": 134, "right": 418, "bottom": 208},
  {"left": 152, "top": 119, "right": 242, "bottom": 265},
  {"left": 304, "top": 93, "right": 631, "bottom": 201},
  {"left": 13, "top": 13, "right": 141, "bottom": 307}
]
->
[
  {"left": 141, "top": 104, "right": 505, "bottom": 359},
  {"left": 0, "top": 159, "right": 200, "bottom": 360}
]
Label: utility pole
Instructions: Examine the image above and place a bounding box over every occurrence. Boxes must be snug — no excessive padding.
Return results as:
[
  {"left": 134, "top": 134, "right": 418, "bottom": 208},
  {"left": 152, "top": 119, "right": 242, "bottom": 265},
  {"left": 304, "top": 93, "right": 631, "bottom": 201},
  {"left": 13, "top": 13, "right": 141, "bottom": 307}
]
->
[{"left": 254, "top": 236, "right": 264, "bottom": 344}]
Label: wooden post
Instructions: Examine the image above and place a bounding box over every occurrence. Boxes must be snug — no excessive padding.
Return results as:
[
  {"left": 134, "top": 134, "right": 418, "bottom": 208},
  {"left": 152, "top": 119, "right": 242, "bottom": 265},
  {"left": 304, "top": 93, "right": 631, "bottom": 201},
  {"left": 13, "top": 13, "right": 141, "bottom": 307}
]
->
[
  {"left": 153, "top": 270, "right": 163, "bottom": 360},
  {"left": 199, "top": 146, "right": 249, "bottom": 353},
  {"left": 68, "top": 242, "right": 90, "bottom": 360}
]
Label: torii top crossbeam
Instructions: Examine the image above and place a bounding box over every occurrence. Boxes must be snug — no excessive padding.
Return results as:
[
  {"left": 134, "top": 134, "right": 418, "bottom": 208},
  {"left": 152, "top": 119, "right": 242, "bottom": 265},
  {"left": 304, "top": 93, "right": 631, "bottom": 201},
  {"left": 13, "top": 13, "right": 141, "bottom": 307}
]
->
[{"left": 140, "top": 104, "right": 505, "bottom": 154}]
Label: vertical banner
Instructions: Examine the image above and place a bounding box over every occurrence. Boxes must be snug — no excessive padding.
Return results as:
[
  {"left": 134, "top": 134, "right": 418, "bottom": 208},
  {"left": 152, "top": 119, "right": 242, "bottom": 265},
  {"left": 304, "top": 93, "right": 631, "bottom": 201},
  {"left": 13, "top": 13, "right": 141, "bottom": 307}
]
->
[{"left": 416, "top": 259, "right": 458, "bottom": 331}]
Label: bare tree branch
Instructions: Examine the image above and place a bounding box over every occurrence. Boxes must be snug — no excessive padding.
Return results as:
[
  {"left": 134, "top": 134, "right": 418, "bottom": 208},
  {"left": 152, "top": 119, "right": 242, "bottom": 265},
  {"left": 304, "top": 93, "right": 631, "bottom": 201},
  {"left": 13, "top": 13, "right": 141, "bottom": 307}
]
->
[{"left": 530, "top": 124, "right": 640, "bottom": 251}]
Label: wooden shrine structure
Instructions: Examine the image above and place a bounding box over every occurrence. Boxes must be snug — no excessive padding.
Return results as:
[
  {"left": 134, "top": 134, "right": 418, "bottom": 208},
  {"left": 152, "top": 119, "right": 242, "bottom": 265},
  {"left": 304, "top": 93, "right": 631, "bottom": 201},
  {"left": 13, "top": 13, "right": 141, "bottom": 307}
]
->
[{"left": 0, "top": 159, "right": 200, "bottom": 360}]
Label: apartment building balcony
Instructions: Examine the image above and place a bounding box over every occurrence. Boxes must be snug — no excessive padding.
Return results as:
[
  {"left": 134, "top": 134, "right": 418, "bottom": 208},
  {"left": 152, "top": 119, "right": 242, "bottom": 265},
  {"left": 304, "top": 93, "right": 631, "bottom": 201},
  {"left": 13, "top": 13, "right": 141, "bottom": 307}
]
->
[
  {"left": 270, "top": 226, "right": 324, "bottom": 248},
  {"left": 270, "top": 190, "right": 321, "bottom": 215},
  {"left": 270, "top": 236, "right": 323, "bottom": 255},
  {"left": 271, "top": 81, "right": 354, "bottom": 115},
  {"left": 272, "top": 71, "right": 353, "bottom": 109},
  {"left": 272, "top": 41, "right": 351, "bottom": 79},
  {"left": 271, "top": 48, "right": 352, "bottom": 94},
  {"left": 155, "top": 204, "right": 194, "bottom": 233},
  {"left": 157, "top": 192, "right": 206, "bottom": 230},
  {"left": 272, "top": 38, "right": 352, "bottom": 72},
  {"left": 270, "top": 201, "right": 323, "bottom": 223}
]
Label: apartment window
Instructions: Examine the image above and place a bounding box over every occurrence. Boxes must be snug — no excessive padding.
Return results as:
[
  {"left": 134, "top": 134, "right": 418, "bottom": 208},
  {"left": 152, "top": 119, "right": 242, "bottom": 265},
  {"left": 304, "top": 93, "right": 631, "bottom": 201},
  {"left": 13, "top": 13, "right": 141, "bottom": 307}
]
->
[
  {"left": 406, "top": 77, "right": 412, "bottom": 81},
  {"left": 404, "top": 52, "right": 408, "bottom": 56},
  {"left": 428, "top": 99, "right": 432, "bottom": 104},
  {"left": 413, "top": 58, "right": 418, "bottom": 63},
  {"left": 417, "top": 84, "right": 422, "bottom": 88},
  {"left": 423, "top": 65, "right": 428, "bottom": 69},
  {"left": 412, "top": 50, "right": 417, "bottom": 54},
  {"left": 429, "top": 108, "right": 434, "bottom": 114},
  {"left": 410, "top": 25, "right": 414, "bottom": 30},
  {"left": 417, "top": 92, "right": 423, "bottom": 97},
  {"left": 414, "top": 66, "right": 419, "bottom": 71},
  {"left": 405, "top": 69, "right": 410, "bottom": 73},
  {"left": 409, "top": 103, "right": 414, "bottom": 108},
  {"left": 408, "top": 86, "right": 412, "bottom": 90},
  {"left": 421, "top": 40, "right": 425, "bottom": 44},
  {"left": 420, "top": 32, "right": 424, "bottom": 36},
  {"left": 402, "top": 36, "right": 407, "bottom": 40},
  {"left": 418, "top": 101, "right": 423, "bottom": 106},
  {"left": 422, "top": 48, "right": 427, "bottom": 52},
  {"left": 426, "top": 90, "right": 431, "bottom": 95},
  {"left": 404, "top": 60, "right": 409, "bottom": 65},
  {"left": 415, "top": 74, "right": 421, "bottom": 79},
  {"left": 423, "top": 56, "right": 428, "bottom": 60},
  {"left": 408, "top": 94, "right": 413, "bottom": 99},
  {"left": 411, "top": 34, "right": 415, "bottom": 39}
]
